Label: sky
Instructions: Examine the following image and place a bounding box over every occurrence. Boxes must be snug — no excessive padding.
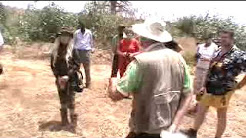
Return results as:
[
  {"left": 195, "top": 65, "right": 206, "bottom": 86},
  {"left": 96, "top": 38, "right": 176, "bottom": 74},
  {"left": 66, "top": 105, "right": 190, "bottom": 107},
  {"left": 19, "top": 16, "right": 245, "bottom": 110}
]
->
[{"left": 1, "top": 1, "right": 246, "bottom": 26}]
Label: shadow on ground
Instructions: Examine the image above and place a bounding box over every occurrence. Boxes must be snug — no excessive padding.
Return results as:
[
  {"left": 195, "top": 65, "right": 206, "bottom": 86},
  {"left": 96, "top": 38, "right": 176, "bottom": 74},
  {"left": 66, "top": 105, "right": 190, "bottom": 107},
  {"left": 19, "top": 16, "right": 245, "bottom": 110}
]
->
[{"left": 38, "top": 121, "right": 74, "bottom": 133}]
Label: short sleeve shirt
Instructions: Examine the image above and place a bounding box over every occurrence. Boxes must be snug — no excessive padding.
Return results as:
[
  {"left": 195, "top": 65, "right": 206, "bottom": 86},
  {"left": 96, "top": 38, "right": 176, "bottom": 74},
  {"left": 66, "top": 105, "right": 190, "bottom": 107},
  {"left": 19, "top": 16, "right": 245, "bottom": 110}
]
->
[
  {"left": 206, "top": 46, "right": 246, "bottom": 95},
  {"left": 119, "top": 38, "right": 140, "bottom": 53}
]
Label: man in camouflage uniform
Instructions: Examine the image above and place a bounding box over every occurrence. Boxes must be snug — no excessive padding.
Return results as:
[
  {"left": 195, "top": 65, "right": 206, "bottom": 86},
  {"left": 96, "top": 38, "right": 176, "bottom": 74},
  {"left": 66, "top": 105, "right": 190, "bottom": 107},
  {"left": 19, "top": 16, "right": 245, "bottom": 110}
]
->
[{"left": 50, "top": 27, "right": 82, "bottom": 132}]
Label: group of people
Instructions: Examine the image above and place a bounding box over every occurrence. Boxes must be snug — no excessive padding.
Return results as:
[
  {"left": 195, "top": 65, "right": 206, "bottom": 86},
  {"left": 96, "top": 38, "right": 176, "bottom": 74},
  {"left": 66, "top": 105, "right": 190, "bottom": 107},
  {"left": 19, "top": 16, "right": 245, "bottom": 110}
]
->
[
  {"left": 110, "top": 24, "right": 183, "bottom": 80},
  {"left": 108, "top": 19, "right": 246, "bottom": 138},
  {"left": 1, "top": 17, "right": 244, "bottom": 137}
]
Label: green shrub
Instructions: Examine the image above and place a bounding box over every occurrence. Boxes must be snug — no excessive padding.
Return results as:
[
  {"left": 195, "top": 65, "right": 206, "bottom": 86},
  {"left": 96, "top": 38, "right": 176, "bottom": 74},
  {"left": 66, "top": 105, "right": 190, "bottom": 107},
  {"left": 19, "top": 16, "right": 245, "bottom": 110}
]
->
[
  {"left": 183, "top": 51, "right": 196, "bottom": 68},
  {"left": 172, "top": 15, "right": 246, "bottom": 50}
]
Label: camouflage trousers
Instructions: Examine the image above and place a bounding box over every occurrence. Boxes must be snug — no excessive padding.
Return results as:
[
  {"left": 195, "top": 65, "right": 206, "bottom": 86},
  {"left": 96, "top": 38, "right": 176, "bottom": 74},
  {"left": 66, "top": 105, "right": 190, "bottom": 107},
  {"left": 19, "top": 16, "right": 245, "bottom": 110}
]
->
[{"left": 56, "top": 79, "right": 75, "bottom": 111}]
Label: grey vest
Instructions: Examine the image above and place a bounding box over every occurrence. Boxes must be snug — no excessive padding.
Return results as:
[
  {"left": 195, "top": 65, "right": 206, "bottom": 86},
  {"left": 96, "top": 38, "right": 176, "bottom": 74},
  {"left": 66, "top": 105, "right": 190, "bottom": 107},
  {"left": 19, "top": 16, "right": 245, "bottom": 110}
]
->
[{"left": 132, "top": 43, "right": 186, "bottom": 134}]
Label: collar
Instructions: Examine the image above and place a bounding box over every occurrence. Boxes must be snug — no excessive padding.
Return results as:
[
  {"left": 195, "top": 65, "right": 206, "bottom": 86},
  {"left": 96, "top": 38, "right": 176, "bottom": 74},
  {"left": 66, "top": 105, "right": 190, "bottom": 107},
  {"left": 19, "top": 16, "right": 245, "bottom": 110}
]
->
[
  {"left": 144, "top": 42, "right": 167, "bottom": 52},
  {"left": 79, "top": 28, "right": 89, "bottom": 35}
]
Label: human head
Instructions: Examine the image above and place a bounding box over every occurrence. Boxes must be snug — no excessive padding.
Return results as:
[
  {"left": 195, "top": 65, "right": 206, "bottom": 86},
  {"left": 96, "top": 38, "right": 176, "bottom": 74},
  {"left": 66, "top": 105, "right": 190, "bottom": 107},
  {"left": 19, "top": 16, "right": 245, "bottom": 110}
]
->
[
  {"left": 220, "top": 30, "right": 234, "bottom": 47},
  {"left": 204, "top": 34, "right": 213, "bottom": 46},
  {"left": 58, "top": 27, "right": 74, "bottom": 45},
  {"left": 123, "top": 27, "right": 134, "bottom": 40},
  {"left": 79, "top": 21, "right": 85, "bottom": 33},
  {"left": 132, "top": 19, "right": 172, "bottom": 49}
]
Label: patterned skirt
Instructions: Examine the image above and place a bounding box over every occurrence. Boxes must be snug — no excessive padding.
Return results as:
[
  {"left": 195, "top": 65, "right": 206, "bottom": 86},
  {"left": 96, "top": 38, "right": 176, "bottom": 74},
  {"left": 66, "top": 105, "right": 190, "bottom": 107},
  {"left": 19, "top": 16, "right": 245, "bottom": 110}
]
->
[{"left": 193, "top": 67, "right": 209, "bottom": 94}]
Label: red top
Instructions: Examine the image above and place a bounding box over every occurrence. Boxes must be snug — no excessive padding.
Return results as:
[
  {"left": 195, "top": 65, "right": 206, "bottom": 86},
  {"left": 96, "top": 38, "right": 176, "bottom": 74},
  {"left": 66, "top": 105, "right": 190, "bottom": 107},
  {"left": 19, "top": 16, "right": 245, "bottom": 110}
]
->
[
  {"left": 119, "top": 38, "right": 140, "bottom": 53},
  {"left": 118, "top": 38, "right": 140, "bottom": 77}
]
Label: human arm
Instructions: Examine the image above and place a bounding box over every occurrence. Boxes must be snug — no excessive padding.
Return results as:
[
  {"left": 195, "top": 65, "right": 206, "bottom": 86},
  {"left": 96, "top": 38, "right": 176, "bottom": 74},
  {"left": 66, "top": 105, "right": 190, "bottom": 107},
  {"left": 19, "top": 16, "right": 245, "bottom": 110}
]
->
[
  {"left": 117, "top": 40, "right": 127, "bottom": 57},
  {"left": 50, "top": 54, "right": 58, "bottom": 78},
  {"left": 129, "top": 39, "right": 141, "bottom": 58},
  {"left": 112, "top": 35, "right": 119, "bottom": 54},
  {"left": 108, "top": 60, "right": 141, "bottom": 101},
  {"left": 168, "top": 62, "right": 193, "bottom": 132},
  {"left": 195, "top": 45, "right": 201, "bottom": 63},
  {"left": 237, "top": 75, "right": 246, "bottom": 89},
  {"left": 73, "top": 32, "right": 77, "bottom": 48},
  {"left": 90, "top": 32, "right": 95, "bottom": 53},
  {"left": 236, "top": 52, "right": 246, "bottom": 89}
]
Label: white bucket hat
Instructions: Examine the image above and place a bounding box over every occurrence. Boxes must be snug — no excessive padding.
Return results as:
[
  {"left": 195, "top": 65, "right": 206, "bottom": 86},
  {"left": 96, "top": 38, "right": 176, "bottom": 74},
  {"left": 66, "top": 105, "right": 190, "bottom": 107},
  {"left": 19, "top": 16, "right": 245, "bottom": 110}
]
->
[{"left": 132, "top": 19, "right": 172, "bottom": 43}]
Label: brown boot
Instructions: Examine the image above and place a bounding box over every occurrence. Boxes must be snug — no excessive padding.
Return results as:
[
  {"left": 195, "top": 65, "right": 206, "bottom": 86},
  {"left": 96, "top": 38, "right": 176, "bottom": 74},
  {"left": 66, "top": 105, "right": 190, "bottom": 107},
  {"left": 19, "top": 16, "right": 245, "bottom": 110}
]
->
[
  {"left": 60, "top": 109, "right": 69, "bottom": 126},
  {"left": 70, "top": 113, "right": 78, "bottom": 133}
]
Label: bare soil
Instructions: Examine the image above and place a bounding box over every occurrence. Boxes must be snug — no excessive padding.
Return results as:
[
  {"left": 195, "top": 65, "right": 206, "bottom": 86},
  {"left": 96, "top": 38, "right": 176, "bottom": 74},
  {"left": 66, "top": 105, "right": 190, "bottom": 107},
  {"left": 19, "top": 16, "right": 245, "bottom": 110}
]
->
[{"left": 0, "top": 42, "right": 245, "bottom": 138}]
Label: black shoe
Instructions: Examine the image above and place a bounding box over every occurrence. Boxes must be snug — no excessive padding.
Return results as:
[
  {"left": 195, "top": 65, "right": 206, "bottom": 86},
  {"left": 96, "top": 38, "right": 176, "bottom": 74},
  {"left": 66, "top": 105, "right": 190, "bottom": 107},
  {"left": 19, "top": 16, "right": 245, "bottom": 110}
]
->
[{"left": 180, "top": 128, "right": 197, "bottom": 138}]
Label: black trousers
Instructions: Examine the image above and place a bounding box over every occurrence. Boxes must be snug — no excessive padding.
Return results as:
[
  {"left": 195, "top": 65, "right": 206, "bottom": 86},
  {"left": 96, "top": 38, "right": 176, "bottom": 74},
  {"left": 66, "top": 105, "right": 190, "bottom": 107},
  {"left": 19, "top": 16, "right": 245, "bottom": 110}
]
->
[{"left": 111, "top": 54, "right": 119, "bottom": 77}]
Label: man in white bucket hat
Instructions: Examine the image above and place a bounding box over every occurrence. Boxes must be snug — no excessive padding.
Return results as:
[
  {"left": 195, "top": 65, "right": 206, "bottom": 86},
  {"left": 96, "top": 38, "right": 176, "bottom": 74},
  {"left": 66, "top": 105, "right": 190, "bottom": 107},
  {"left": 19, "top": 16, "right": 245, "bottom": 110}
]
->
[{"left": 108, "top": 19, "right": 192, "bottom": 138}]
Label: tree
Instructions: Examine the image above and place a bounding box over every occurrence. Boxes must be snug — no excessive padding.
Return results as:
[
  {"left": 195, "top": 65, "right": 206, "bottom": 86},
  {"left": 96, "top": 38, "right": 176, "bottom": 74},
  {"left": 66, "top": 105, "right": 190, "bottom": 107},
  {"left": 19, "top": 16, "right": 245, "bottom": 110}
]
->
[
  {"left": 172, "top": 15, "right": 246, "bottom": 50},
  {"left": 0, "top": 3, "right": 7, "bottom": 26}
]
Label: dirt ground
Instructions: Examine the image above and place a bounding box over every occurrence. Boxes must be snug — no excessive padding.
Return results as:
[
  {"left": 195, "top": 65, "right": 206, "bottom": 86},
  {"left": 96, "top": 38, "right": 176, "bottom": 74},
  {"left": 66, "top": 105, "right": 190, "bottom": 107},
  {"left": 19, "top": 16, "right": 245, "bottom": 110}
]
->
[{"left": 0, "top": 43, "right": 245, "bottom": 138}]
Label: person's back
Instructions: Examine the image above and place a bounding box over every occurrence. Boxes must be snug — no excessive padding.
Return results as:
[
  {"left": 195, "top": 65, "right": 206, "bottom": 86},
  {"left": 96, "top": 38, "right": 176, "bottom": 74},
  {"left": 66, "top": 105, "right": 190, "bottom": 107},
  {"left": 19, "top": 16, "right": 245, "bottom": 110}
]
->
[{"left": 133, "top": 47, "right": 186, "bottom": 133}]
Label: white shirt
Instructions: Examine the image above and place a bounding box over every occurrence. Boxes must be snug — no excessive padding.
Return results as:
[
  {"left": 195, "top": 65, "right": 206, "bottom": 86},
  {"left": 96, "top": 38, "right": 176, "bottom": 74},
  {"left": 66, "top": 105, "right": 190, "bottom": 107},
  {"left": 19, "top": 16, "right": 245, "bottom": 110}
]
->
[
  {"left": 73, "top": 29, "right": 94, "bottom": 51},
  {"left": 198, "top": 42, "right": 218, "bottom": 60},
  {"left": 196, "top": 42, "right": 218, "bottom": 69},
  {"left": 0, "top": 30, "right": 4, "bottom": 47}
]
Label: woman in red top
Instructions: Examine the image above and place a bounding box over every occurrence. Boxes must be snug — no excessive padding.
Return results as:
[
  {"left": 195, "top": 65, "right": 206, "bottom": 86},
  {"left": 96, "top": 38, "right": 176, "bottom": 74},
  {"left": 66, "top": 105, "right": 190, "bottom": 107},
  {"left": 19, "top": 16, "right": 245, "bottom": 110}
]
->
[{"left": 117, "top": 27, "right": 141, "bottom": 77}]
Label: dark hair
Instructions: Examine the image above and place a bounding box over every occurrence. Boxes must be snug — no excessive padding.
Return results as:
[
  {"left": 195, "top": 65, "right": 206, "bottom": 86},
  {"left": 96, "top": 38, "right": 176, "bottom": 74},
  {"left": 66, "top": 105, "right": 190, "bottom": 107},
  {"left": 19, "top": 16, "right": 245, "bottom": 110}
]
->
[
  {"left": 205, "top": 33, "right": 213, "bottom": 40},
  {"left": 221, "top": 30, "right": 234, "bottom": 38},
  {"left": 79, "top": 21, "right": 85, "bottom": 29},
  {"left": 118, "top": 25, "right": 125, "bottom": 35},
  {"left": 164, "top": 40, "right": 180, "bottom": 51}
]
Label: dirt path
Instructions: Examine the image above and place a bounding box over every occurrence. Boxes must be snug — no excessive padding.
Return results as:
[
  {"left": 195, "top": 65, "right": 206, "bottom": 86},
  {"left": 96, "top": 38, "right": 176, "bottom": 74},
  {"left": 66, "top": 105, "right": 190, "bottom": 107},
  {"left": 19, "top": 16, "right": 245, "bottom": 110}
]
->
[{"left": 0, "top": 48, "right": 245, "bottom": 138}]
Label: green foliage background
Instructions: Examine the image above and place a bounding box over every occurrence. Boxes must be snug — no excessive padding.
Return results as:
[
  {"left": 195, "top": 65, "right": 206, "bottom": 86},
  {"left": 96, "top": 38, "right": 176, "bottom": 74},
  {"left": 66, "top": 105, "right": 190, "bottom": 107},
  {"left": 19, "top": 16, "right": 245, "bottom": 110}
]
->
[{"left": 0, "top": 1, "right": 246, "bottom": 51}]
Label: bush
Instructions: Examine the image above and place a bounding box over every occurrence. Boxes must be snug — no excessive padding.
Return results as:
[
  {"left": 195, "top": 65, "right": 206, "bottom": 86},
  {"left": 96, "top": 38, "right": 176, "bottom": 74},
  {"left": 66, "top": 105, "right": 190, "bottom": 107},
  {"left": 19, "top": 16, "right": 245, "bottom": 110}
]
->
[
  {"left": 172, "top": 15, "right": 246, "bottom": 50},
  {"left": 19, "top": 3, "right": 79, "bottom": 42},
  {"left": 183, "top": 51, "right": 196, "bottom": 67}
]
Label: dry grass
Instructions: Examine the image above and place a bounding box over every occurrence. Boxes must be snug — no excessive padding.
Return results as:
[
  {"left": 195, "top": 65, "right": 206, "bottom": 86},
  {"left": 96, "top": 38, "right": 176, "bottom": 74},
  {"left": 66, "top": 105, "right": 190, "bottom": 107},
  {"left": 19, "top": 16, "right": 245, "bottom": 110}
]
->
[{"left": 0, "top": 41, "right": 245, "bottom": 137}]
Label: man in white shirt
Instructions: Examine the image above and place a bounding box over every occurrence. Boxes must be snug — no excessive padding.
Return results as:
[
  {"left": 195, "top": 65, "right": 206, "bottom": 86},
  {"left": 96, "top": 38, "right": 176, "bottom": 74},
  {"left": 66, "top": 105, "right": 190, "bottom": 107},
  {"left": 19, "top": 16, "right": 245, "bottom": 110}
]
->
[
  {"left": 73, "top": 22, "right": 94, "bottom": 88},
  {"left": 188, "top": 34, "right": 218, "bottom": 114}
]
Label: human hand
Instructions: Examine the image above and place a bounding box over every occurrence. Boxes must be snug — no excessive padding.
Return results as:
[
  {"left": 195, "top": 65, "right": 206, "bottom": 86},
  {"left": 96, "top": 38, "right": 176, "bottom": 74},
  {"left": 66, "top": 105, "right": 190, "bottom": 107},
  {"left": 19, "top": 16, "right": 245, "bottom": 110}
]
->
[
  {"left": 168, "top": 124, "right": 177, "bottom": 133},
  {"left": 129, "top": 53, "right": 135, "bottom": 58},
  {"left": 91, "top": 48, "right": 95, "bottom": 53},
  {"left": 108, "top": 78, "right": 117, "bottom": 97},
  {"left": 199, "top": 87, "right": 207, "bottom": 95},
  {"left": 123, "top": 52, "right": 128, "bottom": 57},
  {"left": 58, "top": 76, "right": 69, "bottom": 89}
]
